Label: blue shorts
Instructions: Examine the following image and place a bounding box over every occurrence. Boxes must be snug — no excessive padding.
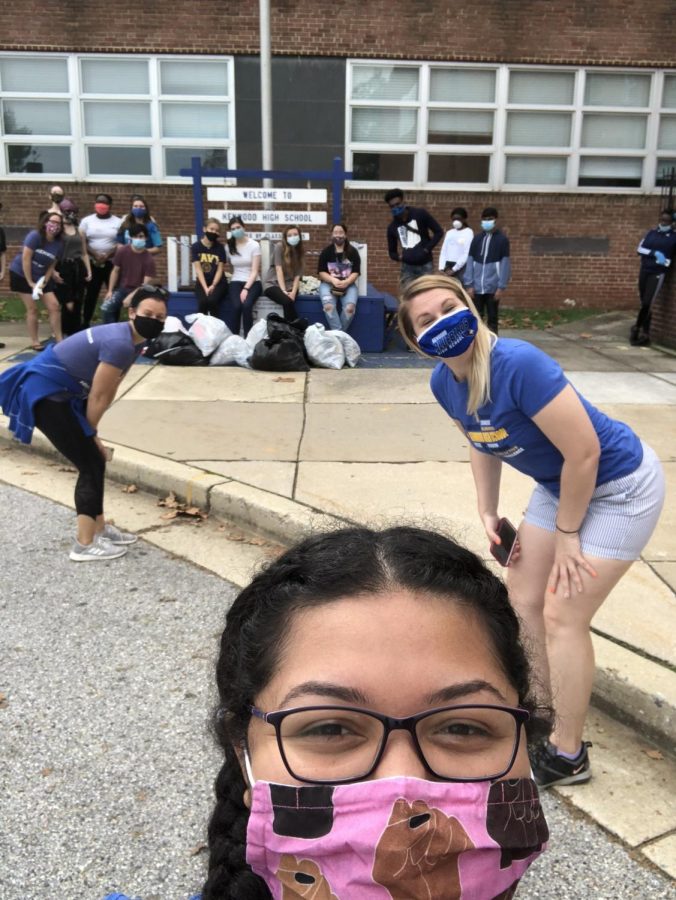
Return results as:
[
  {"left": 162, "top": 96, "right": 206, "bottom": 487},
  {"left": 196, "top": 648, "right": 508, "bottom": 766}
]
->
[{"left": 523, "top": 442, "right": 664, "bottom": 561}]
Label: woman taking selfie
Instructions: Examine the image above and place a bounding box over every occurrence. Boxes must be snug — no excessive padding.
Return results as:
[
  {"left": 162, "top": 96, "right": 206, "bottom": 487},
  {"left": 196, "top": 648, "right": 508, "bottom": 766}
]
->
[
  {"left": 201, "top": 525, "right": 549, "bottom": 898},
  {"left": 262, "top": 224, "right": 304, "bottom": 322},
  {"left": 398, "top": 274, "right": 664, "bottom": 789}
]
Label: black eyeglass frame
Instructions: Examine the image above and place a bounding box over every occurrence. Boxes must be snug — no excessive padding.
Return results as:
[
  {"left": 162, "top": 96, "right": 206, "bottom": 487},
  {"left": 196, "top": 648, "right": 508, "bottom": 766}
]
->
[{"left": 249, "top": 703, "right": 530, "bottom": 785}]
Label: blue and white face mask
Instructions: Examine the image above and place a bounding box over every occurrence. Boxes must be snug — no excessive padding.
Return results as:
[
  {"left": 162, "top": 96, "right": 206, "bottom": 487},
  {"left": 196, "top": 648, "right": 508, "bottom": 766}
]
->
[{"left": 416, "top": 307, "right": 478, "bottom": 358}]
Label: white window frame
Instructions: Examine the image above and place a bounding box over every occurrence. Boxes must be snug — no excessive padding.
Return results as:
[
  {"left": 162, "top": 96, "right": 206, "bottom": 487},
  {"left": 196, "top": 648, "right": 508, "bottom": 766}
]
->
[
  {"left": 0, "top": 51, "right": 236, "bottom": 182},
  {"left": 346, "top": 59, "right": 676, "bottom": 194}
]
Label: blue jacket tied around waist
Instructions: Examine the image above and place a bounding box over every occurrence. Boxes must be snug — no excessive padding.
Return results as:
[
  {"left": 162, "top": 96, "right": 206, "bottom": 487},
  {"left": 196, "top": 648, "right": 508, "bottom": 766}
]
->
[{"left": 0, "top": 345, "right": 94, "bottom": 444}]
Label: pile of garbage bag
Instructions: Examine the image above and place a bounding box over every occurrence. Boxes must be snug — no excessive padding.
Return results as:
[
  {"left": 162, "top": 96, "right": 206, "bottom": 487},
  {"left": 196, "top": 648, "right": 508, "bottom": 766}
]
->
[{"left": 145, "top": 313, "right": 361, "bottom": 370}]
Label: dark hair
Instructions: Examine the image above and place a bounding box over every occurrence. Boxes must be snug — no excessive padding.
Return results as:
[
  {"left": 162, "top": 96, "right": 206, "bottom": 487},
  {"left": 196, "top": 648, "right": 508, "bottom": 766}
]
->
[
  {"left": 128, "top": 222, "right": 149, "bottom": 239},
  {"left": 384, "top": 188, "right": 404, "bottom": 204},
  {"left": 227, "top": 216, "right": 246, "bottom": 256},
  {"left": 482, "top": 207, "right": 498, "bottom": 219},
  {"left": 202, "top": 525, "right": 550, "bottom": 899},
  {"left": 39, "top": 210, "right": 63, "bottom": 239},
  {"left": 451, "top": 207, "right": 468, "bottom": 219},
  {"left": 129, "top": 284, "right": 169, "bottom": 308},
  {"left": 118, "top": 194, "right": 153, "bottom": 236},
  {"left": 659, "top": 208, "right": 673, "bottom": 218},
  {"left": 95, "top": 193, "right": 112, "bottom": 205}
]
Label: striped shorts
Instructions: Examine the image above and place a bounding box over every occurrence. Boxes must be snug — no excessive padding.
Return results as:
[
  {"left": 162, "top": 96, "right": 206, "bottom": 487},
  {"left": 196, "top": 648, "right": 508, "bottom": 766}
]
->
[{"left": 523, "top": 442, "right": 665, "bottom": 561}]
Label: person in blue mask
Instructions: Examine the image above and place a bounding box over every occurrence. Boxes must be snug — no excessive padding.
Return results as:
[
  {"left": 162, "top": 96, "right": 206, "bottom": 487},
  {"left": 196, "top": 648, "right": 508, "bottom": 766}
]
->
[
  {"left": 463, "top": 207, "right": 511, "bottom": 334},
  {"left": 384, "top": 188, "right": 443, "bottom": 286},
  {"left": 398, "top": 273, "right": 664, "bottom": 790},
  {"left": 631, "top": 209, "right": 676, "bottom": 346},
  {"left": 116, "top": 194, "right": 163, "bottom": 255},
  {"left": 101, "top": 224, "right": 157, "bottom": 323}
]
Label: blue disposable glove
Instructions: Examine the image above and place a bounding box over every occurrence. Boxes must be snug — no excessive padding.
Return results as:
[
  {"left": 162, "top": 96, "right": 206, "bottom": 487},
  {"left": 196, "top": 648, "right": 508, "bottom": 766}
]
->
[{"left": 655, "top": 250, "right": 667, "bottom": 265}]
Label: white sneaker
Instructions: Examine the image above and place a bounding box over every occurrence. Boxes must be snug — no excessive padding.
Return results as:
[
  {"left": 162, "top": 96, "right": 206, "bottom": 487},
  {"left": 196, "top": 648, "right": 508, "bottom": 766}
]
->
[
  {"left": 69, "top": 535, "right": 128, "bottom": 562},
  {"left": 102, "top": 523, "right": 138, "bottom": 545}
]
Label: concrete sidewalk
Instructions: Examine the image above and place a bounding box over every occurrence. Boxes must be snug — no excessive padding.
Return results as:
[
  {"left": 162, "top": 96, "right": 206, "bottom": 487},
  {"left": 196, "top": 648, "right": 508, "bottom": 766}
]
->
[{"left": 1, "top": 310, "right": 675, "bottom": 876}]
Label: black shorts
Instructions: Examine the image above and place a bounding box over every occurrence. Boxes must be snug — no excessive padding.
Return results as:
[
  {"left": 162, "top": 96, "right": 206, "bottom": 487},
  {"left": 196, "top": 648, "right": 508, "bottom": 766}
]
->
[{"left": 9, "top": 270, "right": 55, "bottom": 296}]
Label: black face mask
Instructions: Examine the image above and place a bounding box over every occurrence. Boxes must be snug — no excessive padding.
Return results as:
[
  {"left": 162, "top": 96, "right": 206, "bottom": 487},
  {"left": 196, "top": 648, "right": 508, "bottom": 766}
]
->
[
  {"left": 205, "top": 232, "right": 219, "bottom": 242},
  {"left": 132, "top": 315, "right": 164, "bottom": 340},
  {"left": 51, "top": 194, "right": 64, "bottom": 203}
]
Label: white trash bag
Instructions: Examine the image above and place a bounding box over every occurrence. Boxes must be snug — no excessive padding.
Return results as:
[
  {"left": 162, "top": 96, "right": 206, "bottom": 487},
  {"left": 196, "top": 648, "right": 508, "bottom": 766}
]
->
[
  {"left": 304, "top": 323, "right": 345, "bottom": 369},
  {"left": 209, "top": 334, "right": 252, "bottom": 368},
  {"left": 331, "top": 330, "right": 361, "bottom": 368},
  {"left": 245, "top": 318, "right": 268, "bottom": 350},
  {"left": 186, "top": 313, "right": 231, "bottom": 356},
  {"left": 161, "top": 315, "right": 189, "bottom": 334}
]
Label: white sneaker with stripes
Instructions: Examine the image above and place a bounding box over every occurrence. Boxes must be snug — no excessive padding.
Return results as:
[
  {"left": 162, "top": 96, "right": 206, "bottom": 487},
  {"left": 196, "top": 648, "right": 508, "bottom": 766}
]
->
[
  {"left": 69, "top": 535, "right": 128, "bottom": 562},
  {"left": 102, "top": 523, "right": 138, "bottom": 545}
]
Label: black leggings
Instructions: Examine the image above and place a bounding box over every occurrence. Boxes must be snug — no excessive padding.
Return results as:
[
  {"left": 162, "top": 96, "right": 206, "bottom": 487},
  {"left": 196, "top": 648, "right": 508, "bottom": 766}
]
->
[
  {"left": 195, "top": 279, "right": 229, "bottom": 316},
  {"left": 262, "top": 285, "right": 297, "bottom": 322},
  {"left": 33, "top": 398, "right": 105, "bottom": 519},
  {"left": 83, "top": 261, "right": 113, "bottom": 328}
]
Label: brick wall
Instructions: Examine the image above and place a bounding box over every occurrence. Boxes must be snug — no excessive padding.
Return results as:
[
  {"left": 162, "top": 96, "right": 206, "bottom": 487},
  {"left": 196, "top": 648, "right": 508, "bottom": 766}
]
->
[{"left": 0, "top": 1, "right": 674, "bottom": 66}]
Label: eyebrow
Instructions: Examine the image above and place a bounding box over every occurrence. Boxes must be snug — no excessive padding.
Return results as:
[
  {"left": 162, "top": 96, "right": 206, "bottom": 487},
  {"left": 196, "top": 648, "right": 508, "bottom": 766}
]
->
[
  {"left": 278, "top": 681, "right": 370, "bottom": 708},
  {"left": 426, "top": 680, "right": 509, "bottom": 706}
]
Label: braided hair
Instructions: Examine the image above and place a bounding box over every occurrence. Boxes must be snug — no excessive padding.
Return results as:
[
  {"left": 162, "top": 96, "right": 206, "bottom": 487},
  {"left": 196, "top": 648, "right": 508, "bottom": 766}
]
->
[{"left": 201, "top": 526, "right": 551, "bottom": 898}]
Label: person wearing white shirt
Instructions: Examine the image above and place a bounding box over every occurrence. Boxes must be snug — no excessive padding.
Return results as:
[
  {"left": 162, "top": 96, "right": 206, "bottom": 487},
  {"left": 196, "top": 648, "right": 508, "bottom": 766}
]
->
[
  {"left": 79, "top": 193, "right": 122, "bottom": 327},
  {"left": 438, "top": 207, "right": 474, "bottom": 281}
]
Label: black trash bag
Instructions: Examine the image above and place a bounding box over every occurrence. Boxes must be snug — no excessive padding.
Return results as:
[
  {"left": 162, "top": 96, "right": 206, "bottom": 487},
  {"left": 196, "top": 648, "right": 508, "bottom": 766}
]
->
[
  {"left": 250, "top": 313, "right": 310, "bottom": 372},
  {"left": 145, "top": 332, "right": 210, "bottom": 366}
]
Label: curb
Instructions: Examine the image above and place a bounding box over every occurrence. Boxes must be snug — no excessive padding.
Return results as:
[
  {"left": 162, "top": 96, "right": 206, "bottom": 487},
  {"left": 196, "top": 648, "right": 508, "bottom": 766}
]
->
[{"left": 1, "top": 421, "right": 674, "bottom": 752}]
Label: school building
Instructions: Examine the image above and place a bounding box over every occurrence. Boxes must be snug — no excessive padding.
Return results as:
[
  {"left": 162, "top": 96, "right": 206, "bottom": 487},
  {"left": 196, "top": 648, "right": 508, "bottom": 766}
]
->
[{"left": 1, "top": 0, "right": 675, "bottom": 344}]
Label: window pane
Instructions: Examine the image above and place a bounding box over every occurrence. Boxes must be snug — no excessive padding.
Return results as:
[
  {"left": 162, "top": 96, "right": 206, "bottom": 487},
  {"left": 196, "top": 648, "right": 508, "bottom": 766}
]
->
[
  {"left": 352, "top": 107, "right": 417, "bottom": 143},
  {"left": 428, "top": 110, "right": 493, "bottom": 144},
  {"left": 161, "top": 103, "right": 229, "bottom": 139},
  {"left": 7, "top": 144, "right": 71, "bottom": 173},
  {"left": 160, "top": 60, "right": 229, "bottom": 96},
  {"left": 165, "top": 147, "right": 228, "bottom": 176},
  {"left": 664, "top": 76, "right": 676, "bottom": 109},
  {"left": 88, "top": 146, "right": 151, "bottom": 175},
  {"left": 430, "top": 69, "right": 496, "bottom": 103},
  {"left": 584, "top": 73, "right": 650, "bottom": 107},
  {"left": 428, "top": 155, "right": 490, "bottom": 183},
  {"left": 656, "top": 159, "right": 676, "bottom": 186},
  {"left": 81, "top": 59, "right": 149, "bottom": 94},
  {"left": 506, "top": 112, "right": 571, "bottom": 146},
  {"left": 83, "top": 101, "right": 151, "bottom": 137},
  {"left": 352, "top": 152, "right": 414, "bottom": 181},
  {"left": 658, "top": 116, "right": 676, "bottom": 151},
  {"left": 3, "top": 100, "right": 70, "bottom": 136},
  {"left": 351, "top": 66, "right": 419, "bottom": 101},
  {"left": 578, "top": 157, "right": 642, "bottom": 187},
  {"left": 508, "top": 71, "right": 575, "bottom": 105},
  {"left": 582, "top": 114, "right": 646, "bottom": 149},
  {"left": 0, "top": 57, "right": 68, "bottom": 93},
  {"left": 505, "top": 156, "right": 567, "bottom": 184}
]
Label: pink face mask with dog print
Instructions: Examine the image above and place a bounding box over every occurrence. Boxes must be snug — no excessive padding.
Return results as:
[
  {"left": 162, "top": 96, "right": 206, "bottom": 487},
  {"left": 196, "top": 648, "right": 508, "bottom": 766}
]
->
[{"left": 245, "top": 774, "right": 548, "bottom": 899}]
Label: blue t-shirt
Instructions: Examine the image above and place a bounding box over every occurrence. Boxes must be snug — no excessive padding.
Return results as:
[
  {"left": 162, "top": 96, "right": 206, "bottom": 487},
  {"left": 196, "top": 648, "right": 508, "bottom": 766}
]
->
[
  {"left": 430, "top": 338, "right": 642, "bottom": 497},
  {"left": 9, "top": 230, "right": 64, "bottom": 282},
  {"left": 53, "top": 323, "right": 139, "bottom": 389}
]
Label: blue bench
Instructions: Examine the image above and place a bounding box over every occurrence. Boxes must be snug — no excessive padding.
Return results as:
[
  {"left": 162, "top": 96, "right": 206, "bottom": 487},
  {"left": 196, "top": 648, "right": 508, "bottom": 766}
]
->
[{"left": 167, "top": 284, "right": 393, "bottom": 353}]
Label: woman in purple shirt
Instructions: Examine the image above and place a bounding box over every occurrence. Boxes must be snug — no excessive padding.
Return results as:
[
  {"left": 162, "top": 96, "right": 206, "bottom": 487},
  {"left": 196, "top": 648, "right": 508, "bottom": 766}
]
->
[
  {"left": 9, "top": 211, "right": 65, "bottom": 350},
  {"left": 0, "top": 286, "right": 168, "bottom": 562}
]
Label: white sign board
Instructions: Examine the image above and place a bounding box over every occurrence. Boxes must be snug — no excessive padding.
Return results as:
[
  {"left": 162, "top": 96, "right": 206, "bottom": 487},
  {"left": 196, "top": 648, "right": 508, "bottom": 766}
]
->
[
  {"left": 207, "top": 187, "right": 327, "bottom": 203},
  {"left": 208, "top": 208, "right": 327, "bottom": 225},
  {"left": 249, "top": 231, "right": 310, "bottom": 241}
]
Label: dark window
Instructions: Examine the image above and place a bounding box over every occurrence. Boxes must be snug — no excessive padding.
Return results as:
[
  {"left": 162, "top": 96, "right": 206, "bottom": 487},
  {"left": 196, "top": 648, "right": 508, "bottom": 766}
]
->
[
  {"left": 428, "top": 155, "right": 490, "bottom": 183},
  {"left": 352, "top": 152, "right": 414, "bottom": 181}
]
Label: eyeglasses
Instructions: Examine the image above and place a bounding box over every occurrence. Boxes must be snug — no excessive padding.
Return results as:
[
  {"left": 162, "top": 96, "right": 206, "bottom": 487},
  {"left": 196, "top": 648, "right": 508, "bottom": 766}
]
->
[{"left": 250, "top": 704, "right": 529, "bottom": 785}]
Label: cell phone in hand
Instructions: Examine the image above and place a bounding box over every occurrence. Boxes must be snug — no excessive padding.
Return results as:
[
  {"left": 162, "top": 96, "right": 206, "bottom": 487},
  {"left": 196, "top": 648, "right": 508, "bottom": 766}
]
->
[{"left": 490, "top": 517, "right": 518, "bottom": 567}]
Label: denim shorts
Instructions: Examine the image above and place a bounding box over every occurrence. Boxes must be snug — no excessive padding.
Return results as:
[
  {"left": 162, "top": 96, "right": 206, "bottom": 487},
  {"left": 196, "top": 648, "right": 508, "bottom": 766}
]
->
[{"left": 523, "top": 442, "right": 665, "bottom": 561}]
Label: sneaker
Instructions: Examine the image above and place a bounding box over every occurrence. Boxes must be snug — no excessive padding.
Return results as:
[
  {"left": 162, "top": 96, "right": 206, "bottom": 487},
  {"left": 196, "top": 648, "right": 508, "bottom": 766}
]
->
[
  {"left": 101, "top": 523, "right": 138, "bottom": 545},
  {"left": 69, "top": 535, "right": 128, "bottom": 562},
  {"left": 529, "top": 741, "right": 592, "bottom": 788}
]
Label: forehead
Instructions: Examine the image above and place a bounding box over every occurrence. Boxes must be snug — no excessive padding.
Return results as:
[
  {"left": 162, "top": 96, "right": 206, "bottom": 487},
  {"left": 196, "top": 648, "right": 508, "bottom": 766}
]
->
[
  {"left": 136, "top": 297, "right": 166, "bottom": 315},
  {"left": 257, "top": 589, "right": 514, "bottom": 714}
]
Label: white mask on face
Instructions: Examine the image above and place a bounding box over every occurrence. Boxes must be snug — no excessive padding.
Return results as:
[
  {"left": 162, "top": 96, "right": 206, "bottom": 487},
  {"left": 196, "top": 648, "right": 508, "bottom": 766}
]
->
[{"left": 452, "top": 220, "right": 463, "bottom": 230}]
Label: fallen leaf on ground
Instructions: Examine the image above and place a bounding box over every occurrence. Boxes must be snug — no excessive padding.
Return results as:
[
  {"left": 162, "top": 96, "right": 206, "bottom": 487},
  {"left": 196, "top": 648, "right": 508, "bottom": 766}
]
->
[
  {"left": 59, "top": 466, "right": 76, "bottom": 473},
  {"left": 273, "top": 376, "right": 295, "bottom": 383},
  {"left": 579, "top": 332, "right": 592, "bottom": 339},
  {"left": 0, "top": 692, "right": 8, "bottom": 709},
  {"left": 41, "top": 767, "right": 54, "bottom": 777},
  {"left": 21, "top": 470, "right": 38, "bottom": 475},
  {"left": 158, "top": 491, "right": 180, "bottom": 508},
  {"left": 642, "top": 749, "right": 664, "bottom": 760},
  {"left": 121, "top": 483, "right": 138, "bottom": 493},
  {"left": 189, "top": 842, "right": 208, "bottom": 857},
  {"left": 160, "top": 510, "right": 179, "bottom": 520},
  {"left": 158, "top": 492, "right": 207, "bottom": 519}
]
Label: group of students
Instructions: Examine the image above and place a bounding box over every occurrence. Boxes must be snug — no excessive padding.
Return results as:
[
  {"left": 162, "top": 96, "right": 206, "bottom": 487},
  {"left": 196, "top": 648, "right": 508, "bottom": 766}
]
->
[
  {"left": 385, "top": 188, "right": 512, "bottom": 333},
  {"left": 192, "top": 217, "right": 362, "bottom": 336},
  {"left": 3, "top": 187, "right": 162, "bottom": 350},
  {"left": 0, "top": 259, "right": 666, "bottom": 895}
]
